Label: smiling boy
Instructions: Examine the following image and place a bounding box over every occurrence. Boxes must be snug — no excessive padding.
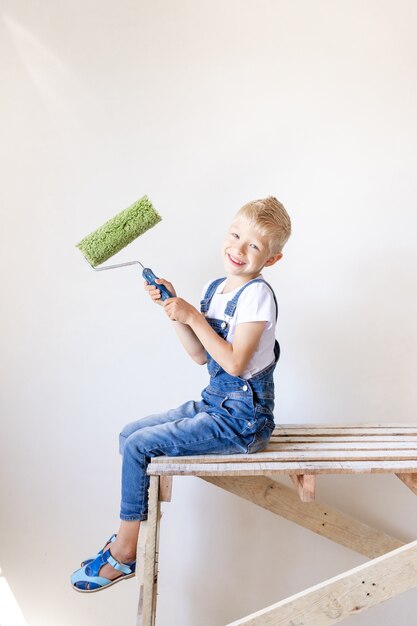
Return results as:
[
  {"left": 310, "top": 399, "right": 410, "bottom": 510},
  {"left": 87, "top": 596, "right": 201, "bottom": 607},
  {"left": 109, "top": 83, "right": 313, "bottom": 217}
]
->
[
  {"left": 162, "top": 198, "right": 288, "bottom": 378},
  {"left": 71, "top": 196, "right": 291, "bottom": 592}
]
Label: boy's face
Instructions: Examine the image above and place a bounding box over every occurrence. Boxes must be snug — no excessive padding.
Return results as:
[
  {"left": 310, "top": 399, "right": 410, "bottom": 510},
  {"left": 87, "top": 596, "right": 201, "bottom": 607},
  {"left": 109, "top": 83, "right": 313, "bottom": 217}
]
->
[{"left": 222, "top": 216, "right": 282, "bottom": 280}]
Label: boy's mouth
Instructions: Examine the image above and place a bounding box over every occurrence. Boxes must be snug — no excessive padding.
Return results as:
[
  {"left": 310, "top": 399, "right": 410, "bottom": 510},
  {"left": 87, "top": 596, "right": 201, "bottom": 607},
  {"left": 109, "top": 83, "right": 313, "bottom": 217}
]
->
[{"left": 227, "top": 253, "right": 246, "bottom": 267}]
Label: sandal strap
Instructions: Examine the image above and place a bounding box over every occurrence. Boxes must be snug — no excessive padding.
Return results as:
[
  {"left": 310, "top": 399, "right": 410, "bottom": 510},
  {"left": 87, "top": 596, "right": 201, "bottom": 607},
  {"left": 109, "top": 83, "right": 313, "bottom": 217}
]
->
[
  {"left": 84, "top": 548, "right": 135, "bottom": 577},
  {"left": 105, "top": 533, "right": 117, "bottom": 548},
  {"left": 107, "top": 554, "right": 133, "bottom": 575}
]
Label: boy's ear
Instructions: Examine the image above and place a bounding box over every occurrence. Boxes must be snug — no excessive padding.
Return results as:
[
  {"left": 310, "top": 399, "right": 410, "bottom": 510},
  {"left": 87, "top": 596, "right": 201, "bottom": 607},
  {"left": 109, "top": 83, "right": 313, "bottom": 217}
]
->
[{"left": 264, "top": 252, "right": 282, "bottom": 267}]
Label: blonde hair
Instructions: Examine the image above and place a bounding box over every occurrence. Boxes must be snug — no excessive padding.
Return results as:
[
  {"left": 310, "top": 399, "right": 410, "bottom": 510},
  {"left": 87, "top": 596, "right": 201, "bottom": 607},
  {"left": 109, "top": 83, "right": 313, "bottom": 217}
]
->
[{"left": 235, "top": 196, "right": 291, "bottom": 255}]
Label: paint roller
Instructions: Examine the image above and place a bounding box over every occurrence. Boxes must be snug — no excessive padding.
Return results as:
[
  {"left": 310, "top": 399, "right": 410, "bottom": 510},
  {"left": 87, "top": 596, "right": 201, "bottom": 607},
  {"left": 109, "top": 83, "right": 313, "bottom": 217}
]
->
[{"left": 76, "top": 195, "right": 173, "bottom": 300}]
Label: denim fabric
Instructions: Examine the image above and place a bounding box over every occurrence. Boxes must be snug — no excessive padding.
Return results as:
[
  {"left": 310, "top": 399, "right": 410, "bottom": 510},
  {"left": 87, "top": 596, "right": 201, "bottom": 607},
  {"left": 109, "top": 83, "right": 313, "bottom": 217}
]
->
[{"left": 119, "top": 277, "right": 279, "bottom": 521}]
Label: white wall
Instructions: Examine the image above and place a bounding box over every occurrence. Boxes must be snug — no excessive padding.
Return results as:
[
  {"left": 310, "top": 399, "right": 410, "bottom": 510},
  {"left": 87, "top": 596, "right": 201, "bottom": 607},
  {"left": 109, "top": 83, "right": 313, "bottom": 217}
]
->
[{"left": 1, "top": 1, "right": 417, "bottom": 624}]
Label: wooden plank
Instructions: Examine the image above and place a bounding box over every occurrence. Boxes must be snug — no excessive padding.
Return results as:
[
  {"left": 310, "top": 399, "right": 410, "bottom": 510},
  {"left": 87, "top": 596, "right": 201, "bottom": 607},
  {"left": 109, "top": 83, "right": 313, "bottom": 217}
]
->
[
  {"left": 203, "top": 476, "right": 403, "bottom": 559},
  {"left": 274, "top": 423, "right": 417, "bottom": 430},
  {"left": 270, "top": 436, "right": 417, "bottom": 443},
  {"left": 136, "top": 521, "right": 148, "bottom": 587},
  {"left": 159, "top": 476, "right": 173, "bottom": 502},
  {"left": 141, "top": 476, "right": 160, "bottom": 626},
  {"left": 275, "top": 422, "right": 417, "bottom": 433},
  {"left": 267, "top": 441, "right": 417, "bottom": 450},
  {"left": 136, "top": 521, "right": 148, "bottom": 626},
  {"left": 151, "top": 450, "right": 417, "bottom": 465},
  {"left": 226, "top": 539, "right": 417, "bottom": 626},
  {"left": 273, "top": 427, "right": 417, "bottom": 436},
  {"left": 264, "top": 450, "right": 417, "bottom": 460},
  {"left": 152, "top": 489, "right": 162, "bottom": 625},
  {"left": 396, "top": 473, "right": 417, "bottom": 496},
  {"left": 148, "top": 459, "right": 417, "bottom": 476},
  {"left": 290, "top": 474, "right": 316, "bottom": 502}
]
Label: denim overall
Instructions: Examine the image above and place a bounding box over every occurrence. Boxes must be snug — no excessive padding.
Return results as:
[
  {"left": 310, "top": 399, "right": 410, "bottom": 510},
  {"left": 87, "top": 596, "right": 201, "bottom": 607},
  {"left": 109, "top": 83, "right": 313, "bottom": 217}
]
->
[
  {"left": 118, "top": 276, "right": 279, "bottom": 521},
  {"left": 199, "top": 276, "right": 279, "bottom": 452}
]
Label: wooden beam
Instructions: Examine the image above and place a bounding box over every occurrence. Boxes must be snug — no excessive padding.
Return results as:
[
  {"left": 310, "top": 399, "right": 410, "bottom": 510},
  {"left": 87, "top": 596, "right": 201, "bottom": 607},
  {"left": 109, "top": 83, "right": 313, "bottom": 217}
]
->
[
  {"left": 136, "top": 521, "right": 148, "bottom": 587},
  {"left": 270, "top": 436, "right": 417, "bottom": 443},
  {"left": 138, "top": 476, "right": 161, "bottom": 626},
  {"left": 274, "top": 425, "right": 417, "bottom": 434},
  {"left": 151, "top": 449, "right": 417, "bottom": 464},
  {"left": 226, "top": 539, "right": 417, "bottom": 626},
  {"left": 290, "top": 474, "right": 316, "bottom": 502},
  {"left": 148, "top": 459, "right": 417, "bottom": 476},
  {"left": 136, "top": 521, "right": 148, "bottom": 625},
  {"left": 203, "top": 476, "right": 403, "bottom": 558},
  {"left": 396, "top": 472, "right": 417, "bottom": 496},
  {"left": 159, "top": 476, "right": 173, "bottom": 502}
]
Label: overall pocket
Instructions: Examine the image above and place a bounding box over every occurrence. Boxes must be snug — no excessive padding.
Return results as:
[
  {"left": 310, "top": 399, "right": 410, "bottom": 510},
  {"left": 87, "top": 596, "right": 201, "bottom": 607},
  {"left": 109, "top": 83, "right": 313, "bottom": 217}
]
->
[
  {"left": 247, "top": 418, "right": 275, "bottom": 453},
  {"left": 246, "top": 405, "right": 275, "bottom": 453},
  {"left": 219, "top": 395, "right": 256, "bottom": 436}
]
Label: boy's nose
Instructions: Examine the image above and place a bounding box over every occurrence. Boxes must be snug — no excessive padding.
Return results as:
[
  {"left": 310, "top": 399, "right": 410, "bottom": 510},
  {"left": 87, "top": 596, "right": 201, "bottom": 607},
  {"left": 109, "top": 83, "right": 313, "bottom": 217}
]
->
[{"left": 234, "top": 242, "right": 245, "bottom": 254}]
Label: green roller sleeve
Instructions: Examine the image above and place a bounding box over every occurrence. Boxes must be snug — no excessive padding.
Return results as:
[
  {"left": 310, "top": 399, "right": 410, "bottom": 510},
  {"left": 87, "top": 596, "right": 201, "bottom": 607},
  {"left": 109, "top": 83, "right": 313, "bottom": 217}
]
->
[{"left": 76, "top": 195, "right": 162, "bottom": 266}]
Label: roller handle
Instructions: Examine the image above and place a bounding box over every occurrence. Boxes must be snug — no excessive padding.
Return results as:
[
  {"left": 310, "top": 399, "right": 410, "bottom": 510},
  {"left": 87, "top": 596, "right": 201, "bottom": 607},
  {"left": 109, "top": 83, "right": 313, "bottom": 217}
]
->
[{"left": 142, "top": 268, "right": 173, "bottom": 301}]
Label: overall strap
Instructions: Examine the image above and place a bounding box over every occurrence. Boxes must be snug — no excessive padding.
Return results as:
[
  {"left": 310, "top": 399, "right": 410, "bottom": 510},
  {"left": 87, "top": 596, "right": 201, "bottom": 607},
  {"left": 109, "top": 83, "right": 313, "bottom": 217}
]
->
[
  {"left": 200, "top": 277, "right": 227, "bottom": 314},
  {"left": 224, "top": 277, "right": 278, "bottom": 321}
]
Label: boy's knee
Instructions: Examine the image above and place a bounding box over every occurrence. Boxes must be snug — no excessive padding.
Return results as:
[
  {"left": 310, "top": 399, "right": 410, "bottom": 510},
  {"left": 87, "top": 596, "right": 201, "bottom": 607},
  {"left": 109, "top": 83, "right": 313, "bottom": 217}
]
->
[
  {"left": 119, "top": 419, "right": 138, "bottom": 454},
  {"left": 119, "top": 423, "right": 134, "bottom": 455},
  {"left": 119, "top": 431, "right": 126, "bottom": 455},
  {"left": 120, "top": 428, "right": 148, "bottom": 457}
]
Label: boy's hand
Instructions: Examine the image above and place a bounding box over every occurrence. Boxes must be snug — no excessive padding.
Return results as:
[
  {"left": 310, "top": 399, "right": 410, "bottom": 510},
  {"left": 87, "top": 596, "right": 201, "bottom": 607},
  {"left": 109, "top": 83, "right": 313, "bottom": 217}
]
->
[
  {"left": 163, "top": 297, "right": 199, "bottom": 325},
  {"left": 144, "top": 278, "right": 176, "bottom": 306}
]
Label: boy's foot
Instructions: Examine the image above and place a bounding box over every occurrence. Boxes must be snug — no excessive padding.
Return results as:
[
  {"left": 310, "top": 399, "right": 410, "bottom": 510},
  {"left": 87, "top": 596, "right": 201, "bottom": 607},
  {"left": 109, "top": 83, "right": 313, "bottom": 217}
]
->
[
  {"left": 95, "top": 540, "right": 136, "bottom": 583},
  {"left": 72, "top": 538, "right": 137, "bottom": 591}
]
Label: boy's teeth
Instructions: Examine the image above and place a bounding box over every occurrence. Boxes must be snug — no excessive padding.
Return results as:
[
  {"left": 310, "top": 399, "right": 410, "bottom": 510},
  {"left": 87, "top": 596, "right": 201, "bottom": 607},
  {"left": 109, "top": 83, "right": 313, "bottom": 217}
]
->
[{"left": 229, "top": 254, "right": 244, "bottom": 265}]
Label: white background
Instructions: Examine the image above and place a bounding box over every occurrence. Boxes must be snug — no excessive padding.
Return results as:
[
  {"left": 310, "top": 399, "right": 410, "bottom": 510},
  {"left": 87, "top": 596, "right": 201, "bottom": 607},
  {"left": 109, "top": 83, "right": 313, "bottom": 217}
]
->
[{"left": 1, "top": 1, "right": 417, "bottom": 625}]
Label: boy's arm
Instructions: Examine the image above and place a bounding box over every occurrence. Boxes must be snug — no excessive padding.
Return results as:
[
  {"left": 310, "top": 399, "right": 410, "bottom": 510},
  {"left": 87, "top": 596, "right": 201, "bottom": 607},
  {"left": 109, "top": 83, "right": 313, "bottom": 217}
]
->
[
  {"left": 147, "top": 279, "right": 266, "bottom": 375},
  {"left": 171, "top": 319, "right": 207, "bottom": 364},
  {"left": 144, "top": 278, "right": 207, "bottom": 364},
  {"left": 187, "top": 313, "right": 266, "bottom": 377}
]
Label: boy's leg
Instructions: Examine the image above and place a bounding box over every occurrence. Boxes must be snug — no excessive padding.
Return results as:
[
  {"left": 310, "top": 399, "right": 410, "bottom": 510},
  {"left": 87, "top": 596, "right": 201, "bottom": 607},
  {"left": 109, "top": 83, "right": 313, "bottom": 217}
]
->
[
  {"left": 119, "top": 399, "right": 204, "bottom": 455},
  {"left": 73, "top": 400, "right": 206, "bottom": 589},
  {"left": 120, "top": 408, "right": 248, "bottom": 523},
  {"left": 88, "top": 520, "right": 140, "bottom": 586},
  {"left": 73, "top": 408, "right": 249, "bottom": 589}
]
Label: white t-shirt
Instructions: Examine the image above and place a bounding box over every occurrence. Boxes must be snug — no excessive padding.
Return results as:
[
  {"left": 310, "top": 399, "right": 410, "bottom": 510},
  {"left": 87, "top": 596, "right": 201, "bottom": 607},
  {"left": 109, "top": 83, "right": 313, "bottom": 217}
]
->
[{"left": 201, "top": 276, "right": 277, "bottom": 379}]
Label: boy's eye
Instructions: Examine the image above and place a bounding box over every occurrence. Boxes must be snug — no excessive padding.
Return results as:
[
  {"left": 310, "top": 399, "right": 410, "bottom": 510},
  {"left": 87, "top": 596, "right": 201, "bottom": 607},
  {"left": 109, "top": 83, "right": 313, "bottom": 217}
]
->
[{"left": 230, "top": 232, "right": 260, "bottom": 250}]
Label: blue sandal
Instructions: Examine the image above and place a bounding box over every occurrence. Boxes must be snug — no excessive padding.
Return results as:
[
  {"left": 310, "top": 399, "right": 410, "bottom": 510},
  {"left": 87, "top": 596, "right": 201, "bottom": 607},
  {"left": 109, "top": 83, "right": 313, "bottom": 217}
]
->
[
  {"left": 80, "top": 533, "right": 117, "bottom": 567},
  {"left": 71, "top": 548, "right": 136, "bottom": 592}
]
